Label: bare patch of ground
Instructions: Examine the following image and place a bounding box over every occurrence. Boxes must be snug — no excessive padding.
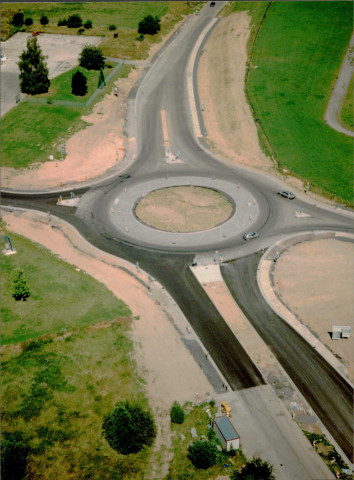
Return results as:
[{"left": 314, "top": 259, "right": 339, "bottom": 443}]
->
[
  {"left": 273, "top": 238, "right": 354, "bottom": 383},
  {"left": 197, "top": 12, "right": 273, "bottom": 172},
  {"left": 135, "top": 186, "right": 233, "bottom": 232}
]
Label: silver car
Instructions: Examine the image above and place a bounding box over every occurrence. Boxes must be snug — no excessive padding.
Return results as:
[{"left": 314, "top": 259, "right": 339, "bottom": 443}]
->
[
  {"left": 277, "top": 190, "right": 296, "bottom": 199},
  {"left": 243, "top": 231, "right": 259, "bottom": 241}
]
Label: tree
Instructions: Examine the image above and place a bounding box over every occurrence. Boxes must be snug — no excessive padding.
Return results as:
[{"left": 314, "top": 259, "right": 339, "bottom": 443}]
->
[
  {"left": 67, "top": 14, "right": 83, "bottom": 28},
  {"left": 231, "top": 457, "right": 276, "bottom": 480},
  {"left": 18, "top": 37, "right": 50, "bottom": 94},
  {"left": 71, "top": 70, "right": 87, "bottom": 96},
  {"left": 24, "top": 17, "right": 33, "bottom": 26},
  {"left": 138, "top": 15, "right": 161, "bottom": 35},
  {"left": 188, "top": 441, "right": 218, "bottom": 469},
  {"left": 40, "top": 15, "right": 49, "bottom": 26},
  {"left": 12, "top": 12, "right": 24, "bottom": 27},
  {"left": 13, "top": 271, "right": 31, "bottom": 301},
  {"left": 170, "top": 402, "right": 185, "bottom": 424},
  {"left": 79, "top": 45, "right": 105, "bottom": 70},
  {"left": 102, "top": 401, "right": 156, "bottom": 454},
  {"left": 1, "top": 432, "right": 29, "bottom": 480},
  {"left": 84, "top": 20, "right": 92, "bottom": 29}
]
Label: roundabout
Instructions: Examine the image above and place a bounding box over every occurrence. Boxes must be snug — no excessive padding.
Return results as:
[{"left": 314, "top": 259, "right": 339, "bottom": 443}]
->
[{"left": 106, "top": 175, "right": 260, "bottom": 250}]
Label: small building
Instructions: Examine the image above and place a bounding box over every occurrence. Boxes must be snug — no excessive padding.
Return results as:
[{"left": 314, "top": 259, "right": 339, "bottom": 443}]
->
[{"left": 212, "top": 415, "right": 240, "bottom": 451}]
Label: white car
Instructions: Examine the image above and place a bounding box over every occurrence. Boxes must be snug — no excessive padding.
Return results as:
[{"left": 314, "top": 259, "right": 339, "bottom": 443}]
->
[{"left": 277, "top": 190, "right": 296, "bottom": 200}]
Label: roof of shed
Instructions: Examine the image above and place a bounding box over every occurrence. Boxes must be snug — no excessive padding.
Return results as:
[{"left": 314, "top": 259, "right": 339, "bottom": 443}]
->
[{"left": 213, "top": 416, "right": 239, "bottom": 440}]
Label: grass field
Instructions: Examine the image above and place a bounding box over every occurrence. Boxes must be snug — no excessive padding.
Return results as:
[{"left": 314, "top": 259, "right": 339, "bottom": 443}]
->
[
  {"left": 1, "top": 2, "right": 203, "bottom": 59},
  {"left": 0, "top": 227, "right": 153, "bottom": 478},
  {"left": 1, "top": 63, "right": 133, "bottom": 169},
  {"left": 231, "top": 2, "right": 353, "bottom": 205},
  {"left": 1, "top": 327, "right": 149, "bottom": 480},
  {"left": 166, "top": 403, "right": 246, "bottom": 479},
  {"left": 340, "top": 74, "right": 353, "bottom": 131},
  {"left": 31, "top": 61, "right": 116, "bottom": 104},
  {"left": 1, "top": 230, "right": 131, "bottom": 345}
]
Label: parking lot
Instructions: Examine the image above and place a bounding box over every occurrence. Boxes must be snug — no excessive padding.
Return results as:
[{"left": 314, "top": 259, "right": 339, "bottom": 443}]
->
[{"left": 1, "top": 32, "right": 102, "bottom": 116}]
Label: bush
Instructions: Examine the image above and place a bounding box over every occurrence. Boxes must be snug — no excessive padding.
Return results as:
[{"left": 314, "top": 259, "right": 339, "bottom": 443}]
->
[
  {"left": 138, "top": 15, "right": 161, "bottom": 35},
  {"left": 79, "top": 45, "right": 105, "bottom": 70},
  {"left": 108, "top": 24, "right": 117, "bottom": 31},
  {"left": 1, "top": 432, "right": 29, "bottom": 480},
  {"left": 67, "top": 14, "right": 82, "bottom": 28},
  {"left": 40, "top": 15, "right": 49, "bottom": 26},
  {"left": 170, "top": 402, "right": 185, "bottom": 424},
  {"left": 12, "top": 12, "right": 24, "bottom": 27},
  {"left": 72, "top": 70, "right": 88, "bottom": 96},
  {"left": 58, "top": 18, "right": 67, "bottom": 26},
  {"left": 102, "top": 401, "right": 156, "bottom": 455},
  {"left": 78, "top": 28, "right": 85, "bottom": 35},
  {"left": 13, "top": 271, "right": 30, "bottom": 301},
  {"left": 231, "top": 457, "right": 275, "bottom": 480},
  {"left": 24, "top": 17, "right": 33, "bottom": 26},
  {"left": 137, "top": 33, "right": 144, "bottom": 42},
  {"left": 188, "top": 440, "right": 218, "bottom": 469},
  {"left": 84, "top": 20, "right": 92, "bottom": 29}
]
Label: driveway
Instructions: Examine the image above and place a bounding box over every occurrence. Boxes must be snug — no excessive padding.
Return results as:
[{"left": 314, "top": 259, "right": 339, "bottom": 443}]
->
[{"left": 0, "top": 32, "right": 102, "bottom": 117}]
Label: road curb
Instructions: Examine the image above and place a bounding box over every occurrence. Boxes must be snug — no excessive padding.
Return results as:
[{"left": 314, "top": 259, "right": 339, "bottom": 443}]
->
[{"left": 257, "top": 230, "right": 354, "bottom": 388}]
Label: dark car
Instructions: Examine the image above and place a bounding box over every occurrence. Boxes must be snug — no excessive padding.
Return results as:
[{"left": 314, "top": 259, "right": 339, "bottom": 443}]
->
[
  {"left": 277, "top": 190, "right": 296, "bottom": 200},
  {"left": 210, "top": 1, "right": 215, "bottom": 6},
  {"left": 243, "top": 231, "right": 259, "bottom": 241}
]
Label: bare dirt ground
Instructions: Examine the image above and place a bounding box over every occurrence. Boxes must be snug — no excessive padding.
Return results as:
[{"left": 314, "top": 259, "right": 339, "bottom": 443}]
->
[
  {"left": 273, "top": 238, "right": 354, "bottom": 383},
  {"left": 197, "top": 12, "right": 273, "bottom": 172},
  {"left": 135, "top": 186, "right": 233, "bottom": 232}
]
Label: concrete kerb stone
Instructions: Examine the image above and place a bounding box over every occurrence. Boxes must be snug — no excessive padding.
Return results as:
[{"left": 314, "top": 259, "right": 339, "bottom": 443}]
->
[{"left": 257, "top": 230, "right": 354, "bottom": 387}]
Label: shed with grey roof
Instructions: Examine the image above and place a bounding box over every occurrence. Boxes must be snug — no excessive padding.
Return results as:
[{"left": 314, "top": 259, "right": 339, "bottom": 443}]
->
[{"left": 212, "top": 416, "right": 240, "bottom": 451}]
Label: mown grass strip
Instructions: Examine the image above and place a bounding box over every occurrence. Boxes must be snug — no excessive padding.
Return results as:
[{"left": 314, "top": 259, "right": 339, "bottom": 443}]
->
[
  {"left": 340, "top": 73, "right": 353, "bottom": 131},
  {"left": 245, "top": 2, "right": 353, "bottom": 205},
  {"left": 1, "top": 230, "right": 131, "bottom": 345}
]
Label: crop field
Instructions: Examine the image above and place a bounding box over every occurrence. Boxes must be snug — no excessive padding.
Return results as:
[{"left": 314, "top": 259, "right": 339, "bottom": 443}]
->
[
  {"left": 0, "top": 228, "right": 154, "bottom": 478},
  {"left": 237, "top": 2, "right": 353, "bottom": 205},
  {"left": 1, "top": 230, "right": 131, "bottom": 345}
]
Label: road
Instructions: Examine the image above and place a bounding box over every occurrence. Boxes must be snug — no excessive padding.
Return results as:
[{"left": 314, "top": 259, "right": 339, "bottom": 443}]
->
[{"left": 1, "top": 0, "right": 353, "bottom": 469}]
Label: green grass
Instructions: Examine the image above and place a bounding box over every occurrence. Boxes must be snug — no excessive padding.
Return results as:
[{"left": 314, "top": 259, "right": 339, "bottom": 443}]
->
[
  {"left": 1, "top": 2, "right": 204, "bottom": 59},
  {"left": 1, "top": 103, "right": 87, "bottom": 169},
  {"left": 340, "top": 73, "right": 354, "bottom": 131},
  {"left": 1, "top": 326, "right": 149, "bottom": 480},
  {"left": 1, "top": 231, "right": 131, "bottom": 345},
  {"left": 166, "top": 403, "right": 246, "bottom": 479},
  {"left": 31, "top": 62, "right": 116, "bottom": 104},
  {"left": 244, "top": 2, "right": 353, "bottom": 205},
  {"left": 1, "top": 63, "right": 133, "bottom": 169}
]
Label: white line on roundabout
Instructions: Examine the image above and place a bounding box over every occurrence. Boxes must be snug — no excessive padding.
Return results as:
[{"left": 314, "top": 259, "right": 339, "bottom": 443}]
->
[{"left": 107, "top": 175, "right": 259, "bottom": 250}]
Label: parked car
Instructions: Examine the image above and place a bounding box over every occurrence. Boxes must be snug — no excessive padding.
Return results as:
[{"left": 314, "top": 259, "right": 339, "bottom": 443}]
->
[
  {"left": 32, "top": 31, "right": 40, "bottom": 36},
  {"left": 277, "top": 190, "right": 296, "bottom": 199},
  {"left": 210, "top": 1, "right": 215, "bottom": 6},
  {"left": 243, "top": 231, "right": 259, "bottom": 241}
]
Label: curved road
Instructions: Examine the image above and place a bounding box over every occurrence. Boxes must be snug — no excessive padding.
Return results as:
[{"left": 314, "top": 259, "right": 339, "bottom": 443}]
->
[{"left": 2, "top": 2, "right": 353, "bottom": 465}]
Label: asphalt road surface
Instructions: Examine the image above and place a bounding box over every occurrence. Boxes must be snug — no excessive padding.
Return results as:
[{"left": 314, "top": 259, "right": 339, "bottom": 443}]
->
[
  {"left": 2, "top": 0, "right": 354, "bottom": 467},
  {"left": 221, "top": 253, "right": 353, "bottom": 462}
]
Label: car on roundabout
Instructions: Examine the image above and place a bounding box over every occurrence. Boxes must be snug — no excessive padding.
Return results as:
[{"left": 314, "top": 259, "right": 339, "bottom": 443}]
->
[
  {"left": 243, "top": 231, "right": 259, "bottom": 241},
  {"left": 277, "top": 190, "right": 296, "bottom": 199}
]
